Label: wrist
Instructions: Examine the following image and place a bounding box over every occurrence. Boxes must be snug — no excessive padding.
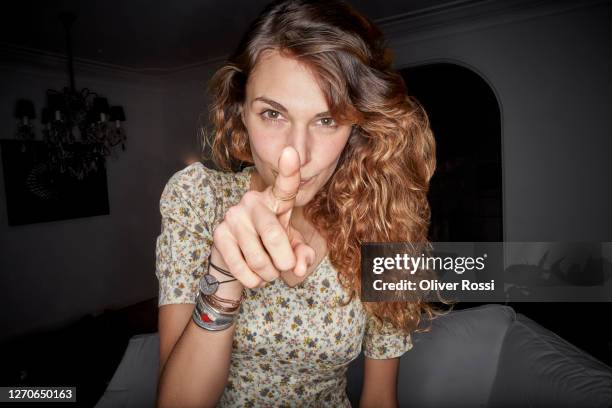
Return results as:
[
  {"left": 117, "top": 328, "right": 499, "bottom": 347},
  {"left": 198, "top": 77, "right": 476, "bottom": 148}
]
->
[{"left": 207, "top": 248, "right": 244, "bottom": 299}]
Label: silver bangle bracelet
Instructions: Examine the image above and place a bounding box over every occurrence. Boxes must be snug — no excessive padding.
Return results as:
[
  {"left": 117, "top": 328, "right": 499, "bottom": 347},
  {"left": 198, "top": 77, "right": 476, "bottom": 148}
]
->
[
  {"left": 192, "top": 307, "right": 234, "bottom": 331},
  {"left": 196, "top": 295, "right": 236, "bottom": 323},
  {"left": 192, "top": 293, "right": 237, "bottom": 331},
  {"left": 192, "top": 310, "right": 233, "bottom": 331}
]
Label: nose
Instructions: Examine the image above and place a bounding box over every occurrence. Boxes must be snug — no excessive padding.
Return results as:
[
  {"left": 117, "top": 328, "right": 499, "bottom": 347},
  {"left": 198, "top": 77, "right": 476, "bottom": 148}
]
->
[{"left": 287, "top": 124, "right": 310, "bottom": 166}]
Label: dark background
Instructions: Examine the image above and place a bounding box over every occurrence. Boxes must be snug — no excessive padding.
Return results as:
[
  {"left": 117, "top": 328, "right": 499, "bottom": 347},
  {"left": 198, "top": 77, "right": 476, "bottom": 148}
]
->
[{"left": 402, "top": 62, "right": 612, "bottom": 372}]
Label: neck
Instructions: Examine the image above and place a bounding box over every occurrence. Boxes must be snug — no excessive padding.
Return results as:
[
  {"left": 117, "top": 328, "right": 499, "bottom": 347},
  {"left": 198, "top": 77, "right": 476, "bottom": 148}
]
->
[{"left": 290, "top": 205, "right": 305, "bottom": 225}]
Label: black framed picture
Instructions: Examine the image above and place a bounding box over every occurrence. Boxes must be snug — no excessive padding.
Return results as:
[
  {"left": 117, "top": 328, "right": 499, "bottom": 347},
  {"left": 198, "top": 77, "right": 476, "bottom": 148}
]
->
[{"left": 0, "top": 140, "right": 110, "bottom": 226}]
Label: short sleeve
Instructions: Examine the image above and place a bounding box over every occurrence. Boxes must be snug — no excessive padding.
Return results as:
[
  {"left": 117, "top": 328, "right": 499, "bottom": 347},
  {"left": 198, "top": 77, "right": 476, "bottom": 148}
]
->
[
  {"left": 362, "top": 313, "right": 414, "bottom": 359},
  {"left": 154, "top": 163, "right": 218, "bottom": 306}
]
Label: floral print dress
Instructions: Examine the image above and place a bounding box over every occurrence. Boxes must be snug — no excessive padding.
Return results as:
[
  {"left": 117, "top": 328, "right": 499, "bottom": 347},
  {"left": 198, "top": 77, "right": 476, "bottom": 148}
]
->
[{"left": 155, "top": 161, "right": 413, "bottom": 407}]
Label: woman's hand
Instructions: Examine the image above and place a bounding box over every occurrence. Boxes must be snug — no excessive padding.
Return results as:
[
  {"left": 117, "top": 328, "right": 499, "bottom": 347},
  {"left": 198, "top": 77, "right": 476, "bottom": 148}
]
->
[{"left": 211, "top": 146, "right": 316, "bottom": 289}]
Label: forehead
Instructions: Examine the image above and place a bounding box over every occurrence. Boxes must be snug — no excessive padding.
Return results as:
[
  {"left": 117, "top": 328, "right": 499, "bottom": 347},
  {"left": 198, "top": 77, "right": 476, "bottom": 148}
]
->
[{"left": 247, "top": 49, "right": 328, "bottom": 109}]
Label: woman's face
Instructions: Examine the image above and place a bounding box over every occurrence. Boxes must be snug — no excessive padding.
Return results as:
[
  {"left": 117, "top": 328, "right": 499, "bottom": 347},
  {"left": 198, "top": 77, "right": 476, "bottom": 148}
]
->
[{"left": 241, "top": 49, "right": 353, "bottom": 207}]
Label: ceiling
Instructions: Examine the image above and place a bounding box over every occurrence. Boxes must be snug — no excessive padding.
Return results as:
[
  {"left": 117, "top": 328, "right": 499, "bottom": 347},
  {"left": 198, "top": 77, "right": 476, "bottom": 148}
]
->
[{"left": 1, "top": 0, "right": 459, "bottom": 70}]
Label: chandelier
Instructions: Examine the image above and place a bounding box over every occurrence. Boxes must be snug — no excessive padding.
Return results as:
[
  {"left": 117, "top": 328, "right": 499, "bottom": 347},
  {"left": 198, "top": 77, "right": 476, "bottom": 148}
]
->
[{"left": 13, "top": 11, "right": 127, "bottom": 180}]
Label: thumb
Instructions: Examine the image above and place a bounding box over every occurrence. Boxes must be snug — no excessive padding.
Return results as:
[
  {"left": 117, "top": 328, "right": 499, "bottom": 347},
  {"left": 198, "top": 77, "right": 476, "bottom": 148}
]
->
[{"left": 268, "top": 146, "right": 301, "bottom": 229}]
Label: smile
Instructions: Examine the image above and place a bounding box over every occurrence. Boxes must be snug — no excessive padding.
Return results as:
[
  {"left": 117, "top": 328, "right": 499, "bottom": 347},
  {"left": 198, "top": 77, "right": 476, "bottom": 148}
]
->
[{"left": 272, "top": 169, "right": 314, "bottom": 186}]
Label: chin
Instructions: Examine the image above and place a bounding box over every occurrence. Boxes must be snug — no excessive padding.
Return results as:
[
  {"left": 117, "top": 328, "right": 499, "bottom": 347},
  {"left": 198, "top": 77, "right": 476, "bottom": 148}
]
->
[{"left": 294, "top": 190, "right": 314, "bottom": 207}]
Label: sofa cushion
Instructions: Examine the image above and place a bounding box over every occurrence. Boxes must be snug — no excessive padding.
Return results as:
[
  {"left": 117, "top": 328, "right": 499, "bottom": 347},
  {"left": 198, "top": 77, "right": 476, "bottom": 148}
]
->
[
  {"left": 95, "top": 333, "right": 159, "bottom": 408},
  {"left": 384, "top": 304, "right": 515, "bottom": 408},
  {"left": 487, "top": 313, "right": 612, "bottom": 408}
]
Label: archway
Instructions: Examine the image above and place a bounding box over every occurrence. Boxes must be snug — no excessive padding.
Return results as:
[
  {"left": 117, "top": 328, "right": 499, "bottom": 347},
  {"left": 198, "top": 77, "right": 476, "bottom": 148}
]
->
[{"left": 400, "top": 63, "right": 503, "bottom": 242}]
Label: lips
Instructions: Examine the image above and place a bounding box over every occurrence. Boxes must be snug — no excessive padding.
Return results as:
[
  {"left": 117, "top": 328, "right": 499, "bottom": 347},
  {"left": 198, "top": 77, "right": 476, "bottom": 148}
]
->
[{"left": 272, "top": 169, "right": 313, "bottom": 185}]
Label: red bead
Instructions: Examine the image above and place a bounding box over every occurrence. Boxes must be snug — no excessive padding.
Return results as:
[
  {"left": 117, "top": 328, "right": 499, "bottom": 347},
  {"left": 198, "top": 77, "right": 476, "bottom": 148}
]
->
[{"left": 201, "top": 312, "right": 212, "bottom": 322}]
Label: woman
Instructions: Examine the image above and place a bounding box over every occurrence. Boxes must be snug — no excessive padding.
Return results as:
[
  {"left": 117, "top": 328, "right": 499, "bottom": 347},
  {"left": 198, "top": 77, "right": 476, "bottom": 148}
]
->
[{"left": 155, "top": 0, "right": 446, "bottom": 406}]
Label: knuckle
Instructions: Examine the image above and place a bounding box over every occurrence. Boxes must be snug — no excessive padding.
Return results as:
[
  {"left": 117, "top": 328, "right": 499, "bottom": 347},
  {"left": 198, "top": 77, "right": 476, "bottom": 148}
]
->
[
  {"left": 242, "top": 274, "right": 262, "bottom": 289},
  {"left": 245, "top": 251, "right": 268, "bottom": 270},
  {"left": 241, "top": 191, "right": 260, "bottom": 208},
  {"left": 263, "top": 225, "right": 286, "bottom": 245},
  {"left": 213, "top": 223, "right": 232, "bottom": 242},
  {"left": 233, "top": 265, "right": 261, "bottom": 289},
  {"left": 243, "top": 281, "right": 258, "bottom": 289},
  {"left": 212, "top": 223, "right": 227, "bottom": 242},
  {"left": 265, "top": 269, "right": 280, "bottom": 282},
  {"left": 224, "top": 206, "right": 246, "bottom": 228},
  {"left": 224, "top": 206, "right": 238, "bottom": 222}
]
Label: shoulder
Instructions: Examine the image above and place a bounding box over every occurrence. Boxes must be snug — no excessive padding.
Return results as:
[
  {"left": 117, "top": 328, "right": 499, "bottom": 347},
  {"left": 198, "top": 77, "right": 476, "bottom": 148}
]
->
[
  {"left": 162, "top": 161, "right": 217, "bottom": 200},
  {"left": 363, "top": 312, "right": 414, "bottom": 359},
  {"left": 159, "top": 161, "right": 253, "bottom": 222}
]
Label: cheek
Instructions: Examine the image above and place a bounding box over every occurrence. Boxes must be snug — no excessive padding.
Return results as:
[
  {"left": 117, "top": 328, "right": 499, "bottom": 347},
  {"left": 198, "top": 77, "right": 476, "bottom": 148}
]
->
[
  {"left": 246, "top": 118, "right": 285, "bottom": 161},
  {"left": 315, "top": 133, "right": 351, "bottom": 164}
]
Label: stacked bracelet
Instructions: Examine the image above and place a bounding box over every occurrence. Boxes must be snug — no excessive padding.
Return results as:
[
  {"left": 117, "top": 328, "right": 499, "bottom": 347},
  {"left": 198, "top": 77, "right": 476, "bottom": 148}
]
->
[
  {"left": 205, "top": 292, "right": 242, "bottom": 314},
  {"left": 191, "top": 253, "right": 246, "bottom": 332},
  {"left": 193, "top": 293, "right": 236, "bottom": 331}
]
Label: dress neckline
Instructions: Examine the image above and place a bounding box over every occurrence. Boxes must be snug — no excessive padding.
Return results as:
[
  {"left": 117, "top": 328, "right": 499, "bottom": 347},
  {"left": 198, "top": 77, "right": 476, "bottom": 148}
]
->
[{"left": 239, "top": 165, "right": 257, "bottom": 192}]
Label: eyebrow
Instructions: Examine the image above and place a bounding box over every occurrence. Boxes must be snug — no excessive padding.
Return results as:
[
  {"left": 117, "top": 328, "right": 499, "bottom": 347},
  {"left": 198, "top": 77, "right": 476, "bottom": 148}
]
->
[{"left": 252, "top": 96, "right": 331, "bottom": 119}]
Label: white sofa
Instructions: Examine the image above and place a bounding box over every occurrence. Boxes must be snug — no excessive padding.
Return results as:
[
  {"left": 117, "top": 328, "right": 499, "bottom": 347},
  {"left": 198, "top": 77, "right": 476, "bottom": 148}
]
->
[{"left": 96, "top": 304, "right": 612, "bottom": 408}]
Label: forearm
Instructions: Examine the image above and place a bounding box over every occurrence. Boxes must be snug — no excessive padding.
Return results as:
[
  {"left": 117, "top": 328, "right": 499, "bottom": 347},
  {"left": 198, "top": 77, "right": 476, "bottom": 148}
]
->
[
  {"left": 157, "top": 248, "right": 242, "bottom": 408},
  {"left": 157, "top": 319, "right": 236, "bottom": 408}
]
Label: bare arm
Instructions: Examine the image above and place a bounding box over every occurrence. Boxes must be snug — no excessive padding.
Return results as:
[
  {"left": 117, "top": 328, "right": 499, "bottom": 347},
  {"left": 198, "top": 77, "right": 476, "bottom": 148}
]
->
[
  {"left": 359, "top": 356, "right": 400, "bottom": 408},
  {"left": 156, "top": 249, "right": 244, "bottom": 408},
  {"left": 158, "top": 304, "right": 192, "bottom": 375},
  {"left": 156, "top": 148, "right": 311, "bottom": 407}
]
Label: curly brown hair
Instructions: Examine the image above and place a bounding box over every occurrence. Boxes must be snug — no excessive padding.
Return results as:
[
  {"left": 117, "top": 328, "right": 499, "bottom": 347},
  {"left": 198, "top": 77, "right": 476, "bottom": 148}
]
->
[{"left": 203, "top": 0, "right": 452, "bottom": 336}]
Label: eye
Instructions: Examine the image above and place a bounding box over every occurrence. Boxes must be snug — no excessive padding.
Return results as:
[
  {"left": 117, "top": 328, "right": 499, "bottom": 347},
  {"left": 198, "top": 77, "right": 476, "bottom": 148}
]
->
[
  {"left": 317, "top": 117, "right": 338, "bottom": 128},
  {"left": 260, "top": 109, "right": 338, "bottom": 129},
  {"left": 260, "top": 109, "right": 284, "bottom": 123}
]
